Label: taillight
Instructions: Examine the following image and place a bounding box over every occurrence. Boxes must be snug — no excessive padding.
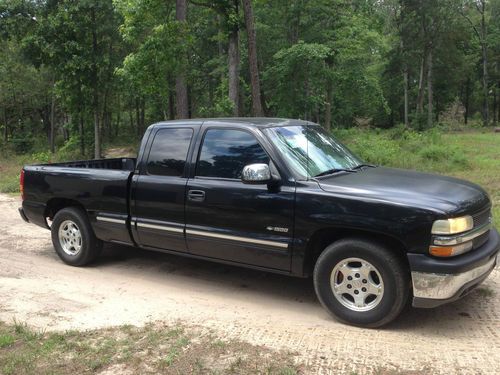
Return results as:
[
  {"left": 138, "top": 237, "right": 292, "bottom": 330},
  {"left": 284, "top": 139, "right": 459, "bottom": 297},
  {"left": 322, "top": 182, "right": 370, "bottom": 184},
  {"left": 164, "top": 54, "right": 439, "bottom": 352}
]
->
[{"left": 20, "top": 169, "right": 25, "bottom": 200}]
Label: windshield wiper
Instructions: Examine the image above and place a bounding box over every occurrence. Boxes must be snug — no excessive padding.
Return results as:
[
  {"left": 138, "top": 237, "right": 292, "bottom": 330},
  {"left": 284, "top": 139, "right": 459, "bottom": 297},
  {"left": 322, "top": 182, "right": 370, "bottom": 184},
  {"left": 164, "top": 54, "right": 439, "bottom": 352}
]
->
[
  {"left": 352, "top": 163, "right": 376, "bottom": 170},
  {"left": 314, "top": 168, "right": 357, "bottom": 178}
]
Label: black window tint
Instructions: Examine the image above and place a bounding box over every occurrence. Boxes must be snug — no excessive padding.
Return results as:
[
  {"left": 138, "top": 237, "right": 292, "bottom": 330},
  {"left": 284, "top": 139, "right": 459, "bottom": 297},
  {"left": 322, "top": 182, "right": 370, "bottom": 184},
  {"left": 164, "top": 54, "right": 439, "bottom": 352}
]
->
[
  {"left": 147, "top": 128, "right": 193, "bottom": 176},
  {"left": 197, "top": 129, "right": 269, "bottom": 179}
]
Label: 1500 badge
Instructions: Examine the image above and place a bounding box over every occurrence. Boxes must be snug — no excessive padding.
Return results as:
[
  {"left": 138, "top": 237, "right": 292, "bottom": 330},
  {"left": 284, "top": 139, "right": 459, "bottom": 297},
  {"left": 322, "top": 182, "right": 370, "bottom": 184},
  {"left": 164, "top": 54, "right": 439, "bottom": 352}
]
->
[{"left": 266, "top": 226, "right": 289, "bottom": 233}]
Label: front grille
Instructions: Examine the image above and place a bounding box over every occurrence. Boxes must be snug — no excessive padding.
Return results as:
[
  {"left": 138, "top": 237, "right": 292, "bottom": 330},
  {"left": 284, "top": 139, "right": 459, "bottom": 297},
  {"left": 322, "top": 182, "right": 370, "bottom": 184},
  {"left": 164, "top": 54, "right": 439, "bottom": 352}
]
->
[
  {"left": 472, "top": 208, "right": 491, "bottom": 228},
  {"left": 473, "top": 230, "right": 490, "bottom": 249}
]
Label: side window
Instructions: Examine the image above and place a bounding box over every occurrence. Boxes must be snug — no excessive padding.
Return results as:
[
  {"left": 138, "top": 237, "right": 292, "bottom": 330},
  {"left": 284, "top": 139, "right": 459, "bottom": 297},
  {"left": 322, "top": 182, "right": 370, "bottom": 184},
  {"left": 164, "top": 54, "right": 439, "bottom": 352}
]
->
[
  {"left": 197, "top": 129, "right": 269, "bottom": 179},
  {"left": 147, "top": 128, "right": 193, "bottom": 176}
]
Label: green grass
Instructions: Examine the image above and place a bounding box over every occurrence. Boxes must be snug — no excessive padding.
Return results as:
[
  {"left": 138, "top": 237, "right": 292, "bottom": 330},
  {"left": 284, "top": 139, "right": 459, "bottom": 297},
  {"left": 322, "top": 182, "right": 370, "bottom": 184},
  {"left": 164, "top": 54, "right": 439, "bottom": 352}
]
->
[{"left": 0, "top": 321, "right": 301, "bottom": 374}]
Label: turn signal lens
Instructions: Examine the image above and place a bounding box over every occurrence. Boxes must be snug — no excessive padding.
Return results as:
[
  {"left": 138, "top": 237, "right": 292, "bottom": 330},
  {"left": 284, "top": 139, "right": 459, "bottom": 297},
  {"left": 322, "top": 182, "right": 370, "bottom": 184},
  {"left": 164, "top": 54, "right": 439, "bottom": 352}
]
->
[
  {"left": 431, "top": 216, "right": 473, "bottom": 235},
  {"left": 429, "top": 242, "right": 473, "bottom": 257}
]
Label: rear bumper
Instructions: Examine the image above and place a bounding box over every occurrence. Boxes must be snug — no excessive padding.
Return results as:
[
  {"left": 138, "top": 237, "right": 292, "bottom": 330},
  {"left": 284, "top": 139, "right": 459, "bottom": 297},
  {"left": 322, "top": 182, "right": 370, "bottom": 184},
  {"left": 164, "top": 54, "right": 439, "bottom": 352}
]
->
[
  {"left": 18, "top": 207, "right": 29, "bottom": 223},
  {"left": 409, "top": 228, "right": 500, "bottom": 308}
]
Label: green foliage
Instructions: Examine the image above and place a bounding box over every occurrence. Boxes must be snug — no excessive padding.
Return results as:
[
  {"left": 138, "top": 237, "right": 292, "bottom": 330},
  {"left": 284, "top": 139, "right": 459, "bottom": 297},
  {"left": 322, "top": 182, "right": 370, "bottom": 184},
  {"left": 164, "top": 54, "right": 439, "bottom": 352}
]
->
[
  {"left": 335, "top": 126, "right": 471, "bottom": 173},
  {"left": 9, "top": 138, "right": 34, "bottom": 154},
  {"left": 264, "top": 42, "right": 333, "bottom": 118},
  {"left": 1, "top": 0, "right": 500, "bottom": 156}
]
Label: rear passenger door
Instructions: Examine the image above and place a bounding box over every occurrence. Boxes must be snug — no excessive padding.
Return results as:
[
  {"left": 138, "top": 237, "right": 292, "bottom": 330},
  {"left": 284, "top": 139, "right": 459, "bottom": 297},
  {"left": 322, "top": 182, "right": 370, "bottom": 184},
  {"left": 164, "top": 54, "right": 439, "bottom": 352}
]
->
[
  {"left": 185, "top": 127, "right": 295, "bottom": 270},
  {"left": 131, "top": 126, "right": 195, "bottom": 252}
]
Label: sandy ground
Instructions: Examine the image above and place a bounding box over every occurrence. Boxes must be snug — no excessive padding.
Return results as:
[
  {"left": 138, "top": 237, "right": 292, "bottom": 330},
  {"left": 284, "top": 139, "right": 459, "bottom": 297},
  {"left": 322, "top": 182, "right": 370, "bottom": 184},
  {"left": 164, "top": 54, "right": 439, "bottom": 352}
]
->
[{"left": 1, "top": 193, "right": 499, "bottom": 374}]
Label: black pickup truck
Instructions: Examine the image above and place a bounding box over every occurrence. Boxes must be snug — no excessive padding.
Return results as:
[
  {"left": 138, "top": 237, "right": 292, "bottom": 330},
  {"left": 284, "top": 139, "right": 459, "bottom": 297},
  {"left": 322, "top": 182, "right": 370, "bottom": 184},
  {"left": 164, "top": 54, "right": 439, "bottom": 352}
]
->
[{"left": 19, "top": 118, "right": 499, "bottom": 327}]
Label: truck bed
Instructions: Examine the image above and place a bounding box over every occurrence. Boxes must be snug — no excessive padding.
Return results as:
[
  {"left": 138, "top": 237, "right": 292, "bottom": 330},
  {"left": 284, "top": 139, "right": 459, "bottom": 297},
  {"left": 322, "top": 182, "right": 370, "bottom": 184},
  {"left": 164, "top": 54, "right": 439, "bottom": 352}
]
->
[{"left": 22, "top": 157, "right": 137, "bottom": 245}]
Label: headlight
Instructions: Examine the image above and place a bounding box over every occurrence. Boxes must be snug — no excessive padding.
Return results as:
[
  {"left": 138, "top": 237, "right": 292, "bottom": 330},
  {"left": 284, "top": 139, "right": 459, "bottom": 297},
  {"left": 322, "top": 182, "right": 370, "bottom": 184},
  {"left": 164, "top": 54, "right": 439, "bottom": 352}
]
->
[{"left": 431, "top": 216, "right": 473, "bottom": 235}]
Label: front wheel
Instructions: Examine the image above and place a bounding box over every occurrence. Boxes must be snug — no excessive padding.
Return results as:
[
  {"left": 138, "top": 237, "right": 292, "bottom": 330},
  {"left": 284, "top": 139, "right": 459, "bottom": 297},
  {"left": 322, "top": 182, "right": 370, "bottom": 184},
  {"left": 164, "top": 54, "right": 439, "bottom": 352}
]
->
[
  {"left": 313, "top": 238, "right": 410, "bottom": 328},
  {"left": 51, "top": 207, "right": 102, "bottom": 266}
]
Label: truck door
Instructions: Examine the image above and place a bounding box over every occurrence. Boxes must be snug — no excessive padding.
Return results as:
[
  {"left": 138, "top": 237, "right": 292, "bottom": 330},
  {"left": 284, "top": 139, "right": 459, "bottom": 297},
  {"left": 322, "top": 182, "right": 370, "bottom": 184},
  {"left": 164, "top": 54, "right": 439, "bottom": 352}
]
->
[
  {"left": 131, "top": 126, "right": 195, "bottom": 252},
  {"left": 185, "top": 126, "right": 295, "bottom": 270}
]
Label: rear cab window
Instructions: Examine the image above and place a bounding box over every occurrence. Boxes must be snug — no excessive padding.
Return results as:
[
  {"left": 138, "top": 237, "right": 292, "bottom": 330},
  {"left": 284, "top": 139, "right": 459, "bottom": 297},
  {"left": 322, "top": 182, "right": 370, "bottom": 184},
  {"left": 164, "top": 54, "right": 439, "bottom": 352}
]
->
[{"left": 146, "top": 128, "right": 194, "bottom": 176}]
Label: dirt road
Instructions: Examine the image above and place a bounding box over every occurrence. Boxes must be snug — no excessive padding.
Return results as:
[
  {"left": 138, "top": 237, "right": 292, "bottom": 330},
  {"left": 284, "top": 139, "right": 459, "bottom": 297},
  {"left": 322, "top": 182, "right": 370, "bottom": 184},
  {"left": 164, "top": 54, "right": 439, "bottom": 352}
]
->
[{"left": 1, "top": 193, "right": 499, "bottom": 374}]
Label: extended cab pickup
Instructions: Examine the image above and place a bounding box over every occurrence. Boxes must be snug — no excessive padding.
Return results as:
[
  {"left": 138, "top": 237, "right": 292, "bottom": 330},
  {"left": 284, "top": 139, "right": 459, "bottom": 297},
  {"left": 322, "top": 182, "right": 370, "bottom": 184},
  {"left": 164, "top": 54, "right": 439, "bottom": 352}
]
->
[{"left": 19, "top": 118, "right": 499, "bottom": 327}]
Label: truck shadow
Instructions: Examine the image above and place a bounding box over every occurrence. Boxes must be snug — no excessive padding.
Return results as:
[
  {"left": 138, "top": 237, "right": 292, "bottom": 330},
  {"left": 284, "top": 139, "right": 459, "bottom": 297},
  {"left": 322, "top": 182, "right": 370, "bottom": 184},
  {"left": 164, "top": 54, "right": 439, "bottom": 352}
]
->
[
  {"left": 90, "top": 242, "right": 496, "bottom": 333},
  {"left": 95, "top": 242, "right": 317, "bottom": 303}
]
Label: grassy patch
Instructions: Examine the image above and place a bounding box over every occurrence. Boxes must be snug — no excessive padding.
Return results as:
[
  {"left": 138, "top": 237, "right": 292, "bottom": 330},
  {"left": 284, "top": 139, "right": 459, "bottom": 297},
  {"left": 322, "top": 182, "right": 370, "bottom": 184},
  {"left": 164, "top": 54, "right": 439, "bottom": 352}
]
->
[{"left": 0, "top": 321, "right": 302, "bottom": 374}]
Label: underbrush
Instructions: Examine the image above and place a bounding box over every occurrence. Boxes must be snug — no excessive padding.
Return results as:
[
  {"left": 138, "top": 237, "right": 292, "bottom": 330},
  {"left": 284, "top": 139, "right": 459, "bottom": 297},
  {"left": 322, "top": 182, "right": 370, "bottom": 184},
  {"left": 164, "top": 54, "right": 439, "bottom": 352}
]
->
[{"left": 335, "top": 126, "right": 469, "bottom": 173}]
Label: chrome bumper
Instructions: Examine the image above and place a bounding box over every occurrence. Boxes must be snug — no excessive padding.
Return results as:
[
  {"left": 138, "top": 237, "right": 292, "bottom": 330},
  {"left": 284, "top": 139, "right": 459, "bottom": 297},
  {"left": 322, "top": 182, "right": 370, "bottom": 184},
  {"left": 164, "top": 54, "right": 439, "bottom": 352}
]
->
[{"left": 412, "top": 255, "right": 497, "bottom": 306}]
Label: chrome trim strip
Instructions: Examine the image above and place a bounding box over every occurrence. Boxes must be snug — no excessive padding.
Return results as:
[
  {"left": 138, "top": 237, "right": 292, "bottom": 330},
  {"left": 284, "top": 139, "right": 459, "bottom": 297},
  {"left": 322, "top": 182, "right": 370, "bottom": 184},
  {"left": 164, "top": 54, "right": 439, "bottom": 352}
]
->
[
  {"left": 96, "top": 216, "right": 126, "bottom": 225},
  {"left": 433, "top": 223, "right": 491, "bottom": 246},
  {"left": 411, "top": 256, "right": 496, "bottom": 300},
  {"left": 137, "top": 222, "right": 184, "bottom": 233},
  {"left": 186, "top": 229, "right": 288, "bottom": 248}
]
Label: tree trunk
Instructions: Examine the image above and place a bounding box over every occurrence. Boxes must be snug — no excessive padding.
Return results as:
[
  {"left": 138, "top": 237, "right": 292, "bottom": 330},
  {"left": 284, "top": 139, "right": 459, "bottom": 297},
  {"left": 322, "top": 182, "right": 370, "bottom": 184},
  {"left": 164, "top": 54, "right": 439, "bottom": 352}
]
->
[
  {"left": 115, "top": 95, "right": 121, "bottom": 137},
  {"left": 480, "top": 0, "right": 489, "bottom": 126},
  {"left": 242, "top": 0, "right": 264, "bottom": 116},
  {"left": 493, "top": 63, "right": 498, "bottom": 126},
  {"left": 497, "top": 78, "right": 500, "bottom": 126},
  {"left": 135, "top": 97, "right": 141, "bottom": 136},
  {"left": 403, "top": 68, "right": 409, "bottom": 127},
  {"left": 324, "top": 85, "right": 332, "bottom": 131},
  {"left": 169, "top": 90, "right": 175, "bottom": 120},
  {"left": 3, "top": 108, "right": 8, "bottom": 142},
  {"left": 79, "top": 111, "right": 85, "bottom": 156},
  {"left": 416, "top": 53, "right": 426, "bottom": 114},
  {"left": 128, "top": 110, "right": 134, "bottom": 133},
  {"left": 140, "top": 97, "right": 145, "bottom": 134},
  {"left": 427, "top": 48, "right": 433, "bottom": 128},
  {"left": 175, "top": 0, "right": 189, "bottom": 119},
  {"left": 464, "top": 77, "right": 470, "bottom": 125},
  {"left": 93, "top": 108, "right": 100, "bottom": 159},
  {"left": 228, "top": 5, "right": 240, "bottom": 116},
  {"left": 50, "top": 89, "right": 56, "bottom": 153},
  {"left": 91, "top": 7, "right": 100, "bottom": 159}
]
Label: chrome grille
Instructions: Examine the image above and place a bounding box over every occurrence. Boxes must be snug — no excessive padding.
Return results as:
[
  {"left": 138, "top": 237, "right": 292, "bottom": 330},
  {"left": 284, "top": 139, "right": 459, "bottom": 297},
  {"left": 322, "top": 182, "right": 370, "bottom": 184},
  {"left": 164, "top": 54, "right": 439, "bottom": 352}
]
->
[
  {"left": 471, "top": 207, "right": 491, "bottom": 250},
  {"left": 472, "top": 208, "right": 491, "bottom": 228}
]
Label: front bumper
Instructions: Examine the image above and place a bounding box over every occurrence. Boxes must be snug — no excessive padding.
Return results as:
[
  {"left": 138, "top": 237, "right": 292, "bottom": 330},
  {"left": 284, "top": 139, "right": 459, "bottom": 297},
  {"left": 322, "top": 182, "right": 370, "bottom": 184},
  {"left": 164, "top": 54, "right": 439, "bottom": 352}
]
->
[{"left": 409, "top": 228, "right": 500, "bottom": 308}]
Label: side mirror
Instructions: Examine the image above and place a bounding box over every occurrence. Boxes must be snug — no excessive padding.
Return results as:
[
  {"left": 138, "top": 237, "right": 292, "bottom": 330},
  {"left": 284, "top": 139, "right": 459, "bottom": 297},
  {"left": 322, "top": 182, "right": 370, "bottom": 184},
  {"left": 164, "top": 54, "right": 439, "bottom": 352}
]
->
[{"left": 241, "top": 163, "right": 271, "bottom": 184}]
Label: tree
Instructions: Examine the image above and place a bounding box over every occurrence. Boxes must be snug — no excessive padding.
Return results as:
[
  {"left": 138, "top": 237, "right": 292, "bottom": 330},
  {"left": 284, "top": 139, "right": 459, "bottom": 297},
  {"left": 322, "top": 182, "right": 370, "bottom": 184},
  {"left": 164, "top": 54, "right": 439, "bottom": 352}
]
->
[
  {"left": 241, "top": 0, "right": 263, "bottom": 116},
  {"left": 175, "top": 0, "right": 189, "bottom": 119},
  {"left": 227, "top": 0, "right": 240, "bottom": 115},
  {"left": 460, "top": 0, "right": 490, "bottom": 126}
]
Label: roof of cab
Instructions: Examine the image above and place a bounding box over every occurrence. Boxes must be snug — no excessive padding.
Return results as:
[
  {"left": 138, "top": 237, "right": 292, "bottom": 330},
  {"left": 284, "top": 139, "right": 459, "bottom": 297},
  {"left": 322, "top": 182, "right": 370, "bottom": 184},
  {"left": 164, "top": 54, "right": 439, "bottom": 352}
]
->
[{"left": 149, "top": 117, "right": 316, "bottom": 129}]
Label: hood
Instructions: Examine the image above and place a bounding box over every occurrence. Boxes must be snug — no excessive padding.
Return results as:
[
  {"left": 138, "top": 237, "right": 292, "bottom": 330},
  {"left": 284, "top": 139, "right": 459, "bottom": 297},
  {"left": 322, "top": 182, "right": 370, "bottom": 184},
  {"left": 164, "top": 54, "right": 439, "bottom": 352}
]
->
[{"left": 317, "top": 167, "right": 490, "bottom": 215}]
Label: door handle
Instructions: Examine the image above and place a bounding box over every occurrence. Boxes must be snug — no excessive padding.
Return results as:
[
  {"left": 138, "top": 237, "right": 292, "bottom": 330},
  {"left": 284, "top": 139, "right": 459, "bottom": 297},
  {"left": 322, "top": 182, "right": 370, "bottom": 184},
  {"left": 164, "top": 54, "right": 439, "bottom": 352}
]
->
[{"left": 188, "top": 189, "right": 205, "bottom": 202}]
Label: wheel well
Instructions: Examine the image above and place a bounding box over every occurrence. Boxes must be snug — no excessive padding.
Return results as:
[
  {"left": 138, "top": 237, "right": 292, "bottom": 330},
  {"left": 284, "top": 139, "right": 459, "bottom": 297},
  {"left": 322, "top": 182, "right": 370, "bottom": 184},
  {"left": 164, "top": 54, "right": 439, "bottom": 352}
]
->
[
  {"left": 44, "top": 198, "right": 85, "bottom": 221},
  {"left": 304, "top": 228, "right": 408, "bottom": 276}
]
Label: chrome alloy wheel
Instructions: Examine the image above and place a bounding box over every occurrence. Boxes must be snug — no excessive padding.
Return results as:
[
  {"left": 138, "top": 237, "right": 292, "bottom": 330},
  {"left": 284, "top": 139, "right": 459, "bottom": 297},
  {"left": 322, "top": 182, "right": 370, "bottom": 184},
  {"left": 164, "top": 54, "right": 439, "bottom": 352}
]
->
[
  {"left": 330, "top": 257, "right": 384, "bottom": 312},
  {"left": 58, "top": 220, "right": 82, "bottom": 256}
]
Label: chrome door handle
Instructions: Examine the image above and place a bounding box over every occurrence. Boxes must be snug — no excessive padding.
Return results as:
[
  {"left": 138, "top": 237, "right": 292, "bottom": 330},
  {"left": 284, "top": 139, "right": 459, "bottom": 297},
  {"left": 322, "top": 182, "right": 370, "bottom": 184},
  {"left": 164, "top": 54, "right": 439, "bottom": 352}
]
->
[{"left": 188, "top": 190, "right": 205, "bottom": 202}]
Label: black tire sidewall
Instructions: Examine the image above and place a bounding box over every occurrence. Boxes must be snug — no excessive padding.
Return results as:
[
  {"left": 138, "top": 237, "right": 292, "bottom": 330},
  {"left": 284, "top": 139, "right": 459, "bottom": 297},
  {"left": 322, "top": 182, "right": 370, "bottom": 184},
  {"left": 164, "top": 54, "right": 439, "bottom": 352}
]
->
[
  {"left": 51, "top": 207, "right": 98, "bottom": 266},
  {"left": 314, "top": 239, "right": 408, "bottom": 327}
]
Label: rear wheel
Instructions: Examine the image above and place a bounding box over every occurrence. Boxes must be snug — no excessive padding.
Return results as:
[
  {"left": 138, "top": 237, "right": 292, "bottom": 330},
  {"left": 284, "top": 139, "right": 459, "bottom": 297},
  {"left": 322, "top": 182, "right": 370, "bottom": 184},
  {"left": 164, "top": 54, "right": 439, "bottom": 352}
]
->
[
  {"left": 313, "top": 238, "right": 409, "bottom": 328},
  {"left": 51, "top": 207, "right": 102, "bottom": 266}
]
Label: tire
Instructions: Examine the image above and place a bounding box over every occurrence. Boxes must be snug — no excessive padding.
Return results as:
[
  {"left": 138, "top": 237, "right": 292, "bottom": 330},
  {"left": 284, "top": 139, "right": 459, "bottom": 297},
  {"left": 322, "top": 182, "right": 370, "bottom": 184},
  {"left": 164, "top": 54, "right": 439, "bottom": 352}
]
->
[
  {"left": 51, "top": 207, "right": 102, "bottom": 266},
  {"left": 313, "top": 237, "right": 410, "bottom": 328}
]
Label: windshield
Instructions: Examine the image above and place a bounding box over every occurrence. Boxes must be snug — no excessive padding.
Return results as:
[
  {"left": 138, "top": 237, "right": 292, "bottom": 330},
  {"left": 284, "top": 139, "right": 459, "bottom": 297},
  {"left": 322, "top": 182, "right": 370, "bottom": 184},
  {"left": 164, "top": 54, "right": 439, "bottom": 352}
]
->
[{"left": 264, "top": 125, "right": 362, "bottom": 179}]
